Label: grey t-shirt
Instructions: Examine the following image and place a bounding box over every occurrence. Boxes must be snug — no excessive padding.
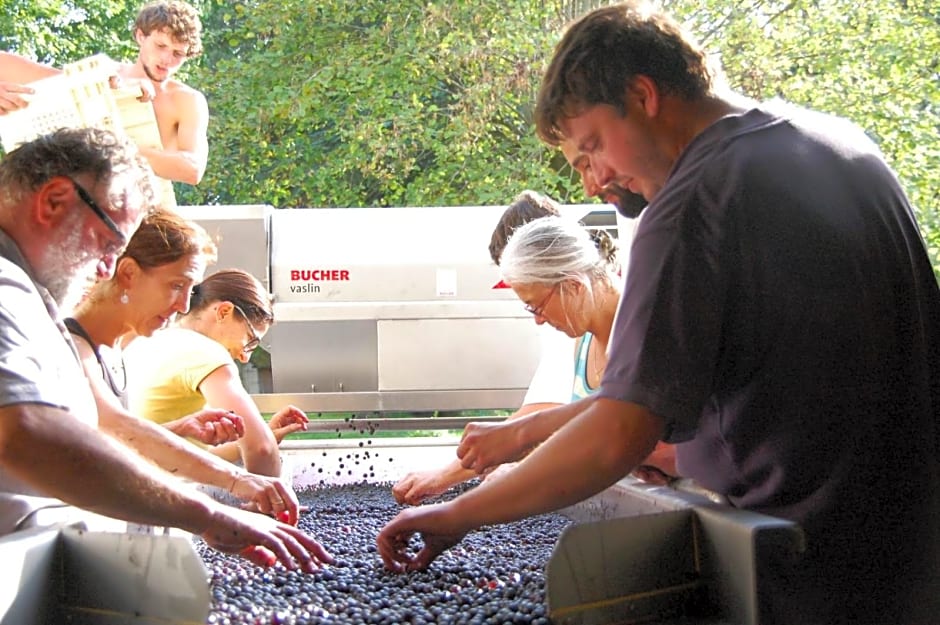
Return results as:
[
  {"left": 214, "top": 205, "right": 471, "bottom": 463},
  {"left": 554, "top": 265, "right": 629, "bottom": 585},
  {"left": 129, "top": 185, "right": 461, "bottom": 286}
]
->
[
  {"left": 0, "top": 229, "right": 97, "bottom": 533},
  {"left": 600, "top": 102, "right": 940, "bottom": 623}
]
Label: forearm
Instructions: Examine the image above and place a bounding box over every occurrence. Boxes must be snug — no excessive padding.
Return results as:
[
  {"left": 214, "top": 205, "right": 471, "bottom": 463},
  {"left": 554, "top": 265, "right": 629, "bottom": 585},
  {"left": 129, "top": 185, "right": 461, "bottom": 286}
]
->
[
  {"left": 231, "top": 408, "right": 281, "bottom": 476},
  {"left": 209, "top": 440, "right": 244, "bottom": 463},
  {"left": 0, "top": 52, "right": 60, "bottom": 82},
  {"left": 101, "top": 409, "right": 239, "bottom": 490},
  {"left": 642, "top": 442, "right": 678, "bottom": 476},
  {"left": 163, "top": 417, "right": 190, "bottom": 437},
  {"left": 517, "top": 395, "right": 598, "bottom": 450},
  {"left": 137, "top": 146, "right": 205, "bottom": 185},
  {"left": 440, "top": 458, "right": 479, "bottom": 488},
  {"left": 238, "top": 433, "right": 281, "bottom": 477},
  {"left": 453, "top": 398, "right": 662, "bottom": 528},
  {"left": 200, "top": 374, "right": 280, "bottom": 476},
  {"left": 0, "top": 404, "right": 214, "bottom": 533}
]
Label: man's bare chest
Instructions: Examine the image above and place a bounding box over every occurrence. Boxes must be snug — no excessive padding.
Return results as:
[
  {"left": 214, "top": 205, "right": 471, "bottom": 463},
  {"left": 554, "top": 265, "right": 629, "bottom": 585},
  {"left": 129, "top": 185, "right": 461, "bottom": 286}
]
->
[{"left": 151, "top": 97, "right": 181, "bottom": 147}]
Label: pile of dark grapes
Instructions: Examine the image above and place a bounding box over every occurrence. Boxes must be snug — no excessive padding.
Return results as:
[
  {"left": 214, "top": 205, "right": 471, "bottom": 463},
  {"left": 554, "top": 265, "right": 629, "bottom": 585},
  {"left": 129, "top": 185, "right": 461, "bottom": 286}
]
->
[{"left": 197, "top": 482, "right": 569, "bottom": 625}]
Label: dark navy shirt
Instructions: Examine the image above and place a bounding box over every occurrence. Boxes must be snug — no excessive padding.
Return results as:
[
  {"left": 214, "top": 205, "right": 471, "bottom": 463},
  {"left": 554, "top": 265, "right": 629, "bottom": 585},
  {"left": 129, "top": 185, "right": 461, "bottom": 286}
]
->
[{"left": 599, "top": 101, "right": 940, "bottom": 624}]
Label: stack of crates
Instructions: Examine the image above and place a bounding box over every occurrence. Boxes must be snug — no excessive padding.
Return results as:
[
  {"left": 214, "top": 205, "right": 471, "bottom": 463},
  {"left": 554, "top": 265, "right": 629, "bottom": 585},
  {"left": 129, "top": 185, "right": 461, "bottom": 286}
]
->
[{"left": 0, "top": 53, "right": 177, "bottom": 208}]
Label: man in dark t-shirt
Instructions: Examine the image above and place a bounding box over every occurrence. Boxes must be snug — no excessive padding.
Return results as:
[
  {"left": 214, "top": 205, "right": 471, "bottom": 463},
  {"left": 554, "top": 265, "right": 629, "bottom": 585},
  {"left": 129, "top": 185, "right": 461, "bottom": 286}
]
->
[
  {"left": 601, "top": 99, "right": 940, "bottom": 623},
  {"left": 377, "top": 3, "right": 940, "bottom": 623}
]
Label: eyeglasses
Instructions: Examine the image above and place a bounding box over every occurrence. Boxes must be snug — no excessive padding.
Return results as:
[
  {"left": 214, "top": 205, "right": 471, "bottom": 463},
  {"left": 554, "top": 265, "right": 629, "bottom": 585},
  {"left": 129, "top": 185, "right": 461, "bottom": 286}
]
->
[
  {"left": 70, "top": 178, "right": 127, "bottom": 247},
  {"left": 232, "top": 303, "right": 263, "bottom": 355},
  {"left": 524, "top": 284, "right": 559, "bottom": 317}
]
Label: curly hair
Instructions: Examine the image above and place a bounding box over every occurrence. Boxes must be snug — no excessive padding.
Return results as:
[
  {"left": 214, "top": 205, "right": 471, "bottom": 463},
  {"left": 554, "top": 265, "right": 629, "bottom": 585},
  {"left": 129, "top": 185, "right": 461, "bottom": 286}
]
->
[
  {"left": 134, "top": 0, "right": 204, "bottom": 58},
  {"left": 536, "top": 1, "right": 718, "bottom": 145}
]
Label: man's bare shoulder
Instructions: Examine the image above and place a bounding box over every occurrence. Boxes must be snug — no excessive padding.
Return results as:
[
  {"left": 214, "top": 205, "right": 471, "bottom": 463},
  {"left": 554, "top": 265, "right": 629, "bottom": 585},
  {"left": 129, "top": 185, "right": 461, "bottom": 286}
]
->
[
  {"left": 163, "top": 78, "right": 206, "bottom": 100},
  {"left": 162, "top": 79, "right": 208, "bottom": 112}
]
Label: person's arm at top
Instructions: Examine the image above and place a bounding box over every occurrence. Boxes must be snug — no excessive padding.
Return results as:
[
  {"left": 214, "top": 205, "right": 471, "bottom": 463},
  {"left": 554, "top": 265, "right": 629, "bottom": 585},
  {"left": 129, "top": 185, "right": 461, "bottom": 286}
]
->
[
  {"left": 378, "top": 397, "right": 663, "bottom": 571},
  {"left": 0, "top": 52, "right": 60, "bottom": 114},
  {"left": 0, "top": 402, "right": 330, "bottom": 570},
  {"left": 198, "top": 363, "right": 281, "bottom": 477},
  {"left": 392, "top": 401, "right": 560, "bottom": 505},
  {"left": 137, "top": 87, "right": 208, "bottom": 185}
]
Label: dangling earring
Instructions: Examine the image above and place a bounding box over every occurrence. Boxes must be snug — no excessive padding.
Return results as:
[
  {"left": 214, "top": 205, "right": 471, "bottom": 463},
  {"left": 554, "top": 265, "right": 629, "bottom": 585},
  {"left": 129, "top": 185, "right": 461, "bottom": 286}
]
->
[{"left": 120, "top": 290, "right": 129, "bottom": 304}]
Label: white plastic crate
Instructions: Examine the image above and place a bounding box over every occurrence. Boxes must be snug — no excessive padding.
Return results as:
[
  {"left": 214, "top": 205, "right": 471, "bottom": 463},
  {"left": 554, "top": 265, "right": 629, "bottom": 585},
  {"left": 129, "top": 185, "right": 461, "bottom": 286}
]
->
[{"left": 0, "top": 53, "right": 177, "bottom": 208}]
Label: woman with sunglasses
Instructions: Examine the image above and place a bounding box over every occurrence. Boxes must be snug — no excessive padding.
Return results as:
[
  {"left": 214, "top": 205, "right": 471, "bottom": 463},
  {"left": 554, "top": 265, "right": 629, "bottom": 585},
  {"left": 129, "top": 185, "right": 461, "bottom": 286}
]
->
[
  {"left": 123, "top": 267, "right": 308, "bottom": 478},
  {"left": 67, "top": 210, "right": 301, "bottom": 520}
]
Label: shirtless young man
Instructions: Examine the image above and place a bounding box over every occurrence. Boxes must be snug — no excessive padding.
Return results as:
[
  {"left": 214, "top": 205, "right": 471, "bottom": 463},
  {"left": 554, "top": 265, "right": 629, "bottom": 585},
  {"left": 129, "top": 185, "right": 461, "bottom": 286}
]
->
[
  {"left": 115, "top": 0, "right": 209, "bottom": 185},
  {"left": 0, "top": 2, "right": 208, "bottom": 186}
]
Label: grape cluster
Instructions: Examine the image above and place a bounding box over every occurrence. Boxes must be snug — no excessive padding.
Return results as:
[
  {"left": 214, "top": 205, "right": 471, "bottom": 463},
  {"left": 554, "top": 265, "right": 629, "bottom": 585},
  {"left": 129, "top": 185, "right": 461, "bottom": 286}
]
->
[{"left": 197, "top": 482, "right": 568, "bottom": 625}]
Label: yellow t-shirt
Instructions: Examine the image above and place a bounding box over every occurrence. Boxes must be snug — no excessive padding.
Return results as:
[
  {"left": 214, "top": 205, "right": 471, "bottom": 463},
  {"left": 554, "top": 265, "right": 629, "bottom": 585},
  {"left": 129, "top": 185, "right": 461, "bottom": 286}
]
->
[{"left": 124, "top": 327, "right": 233, "bottom": 425}]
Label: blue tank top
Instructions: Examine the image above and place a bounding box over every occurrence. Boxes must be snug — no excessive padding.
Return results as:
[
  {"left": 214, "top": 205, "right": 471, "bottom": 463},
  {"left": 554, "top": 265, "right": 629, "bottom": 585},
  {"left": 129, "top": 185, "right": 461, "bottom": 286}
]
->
[{"left": 571, "top": 332, "right": 597, "bottom": 401}]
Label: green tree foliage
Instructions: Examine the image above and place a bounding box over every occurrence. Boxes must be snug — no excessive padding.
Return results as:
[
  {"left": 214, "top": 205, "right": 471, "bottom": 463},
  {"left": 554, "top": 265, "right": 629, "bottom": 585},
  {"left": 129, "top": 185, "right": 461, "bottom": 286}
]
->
[
  {"left": 2, "top": 0, "right": 938, "bottom": 272},
  {"left": 0, "top": 0, "right": 139, "bottom": 62},
  {"left": 185, "top": 0, "right": 940, "bottom": 271},
  {"left": 665, "top": 0, "right": 940, "bottom": 272},
  {"left": 183, "top": 0, "right": 577, "bottom": 208}
]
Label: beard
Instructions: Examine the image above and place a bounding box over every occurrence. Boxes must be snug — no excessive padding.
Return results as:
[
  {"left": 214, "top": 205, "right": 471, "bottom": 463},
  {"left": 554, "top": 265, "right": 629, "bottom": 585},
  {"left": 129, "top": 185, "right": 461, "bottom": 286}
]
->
[
  {"left": 608, "top": 185, "right": 648, "bottom": 219},
  {"left": 141, "top": 62, "right": 165, "bottom": 83},
  {"left": 33, "top": 214, "right": 101, "bottom": 314}
]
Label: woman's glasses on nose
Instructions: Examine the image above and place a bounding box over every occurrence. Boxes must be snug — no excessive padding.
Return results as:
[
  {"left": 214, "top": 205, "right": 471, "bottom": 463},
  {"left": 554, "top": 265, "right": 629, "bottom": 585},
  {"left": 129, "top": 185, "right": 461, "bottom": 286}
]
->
[
  {"left": 525, "top": 284, "right": 559, "bottom": 317},
  {"left": 232, "top": 303, "right": 262, "bottom": 354}
]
